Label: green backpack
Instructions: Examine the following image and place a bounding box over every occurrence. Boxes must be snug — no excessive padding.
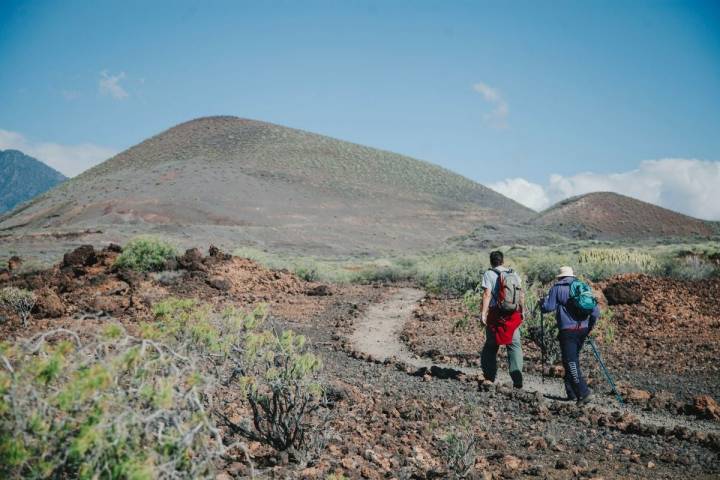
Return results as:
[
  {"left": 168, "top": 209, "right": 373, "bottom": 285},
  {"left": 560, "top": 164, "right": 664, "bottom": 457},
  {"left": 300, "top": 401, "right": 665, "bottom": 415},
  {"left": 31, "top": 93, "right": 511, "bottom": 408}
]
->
[{"left": 567, "top": 279, "right": 597, "bottom": 319}]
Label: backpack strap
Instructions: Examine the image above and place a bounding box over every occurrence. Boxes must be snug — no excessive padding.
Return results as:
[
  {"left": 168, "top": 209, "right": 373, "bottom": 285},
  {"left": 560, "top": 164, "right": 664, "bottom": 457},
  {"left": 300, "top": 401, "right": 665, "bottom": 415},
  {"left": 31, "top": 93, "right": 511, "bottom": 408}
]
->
[{"left": 489, "top": 268, "right": 503, "bottom": 305}]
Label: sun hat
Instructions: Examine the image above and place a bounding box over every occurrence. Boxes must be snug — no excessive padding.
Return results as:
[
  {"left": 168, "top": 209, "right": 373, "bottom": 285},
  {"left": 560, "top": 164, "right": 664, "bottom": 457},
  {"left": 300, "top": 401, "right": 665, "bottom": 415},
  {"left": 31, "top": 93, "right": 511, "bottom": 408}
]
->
[{"left": 557, "top": 266, "right": 574, "bottom": 278}]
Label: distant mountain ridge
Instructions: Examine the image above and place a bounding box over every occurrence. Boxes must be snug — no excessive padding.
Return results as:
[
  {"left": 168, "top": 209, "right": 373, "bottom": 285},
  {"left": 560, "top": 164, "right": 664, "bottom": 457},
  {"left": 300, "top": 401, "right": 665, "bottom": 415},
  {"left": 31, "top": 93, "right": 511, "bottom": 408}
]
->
[
  {"left": 0, "top": 116, "right": 533, "bottom": 254},
  {"left": 1, "top": 119, "right": 712, "bottom": 257},
  {"left": 531, "top": 191, "right": 715, "bottom": 239},
  {"left": 0, "top": 150, "right": 66, "bottom": 214}
]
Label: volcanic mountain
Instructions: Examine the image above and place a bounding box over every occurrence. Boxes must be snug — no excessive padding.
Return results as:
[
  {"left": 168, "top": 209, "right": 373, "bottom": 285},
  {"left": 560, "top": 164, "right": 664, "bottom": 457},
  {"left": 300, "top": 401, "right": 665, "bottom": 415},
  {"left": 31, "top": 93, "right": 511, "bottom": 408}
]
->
[
  {"left": 531, "top": 192, "right": 715, "bottom": 240},
  {"left": 0, "top": 116, "right": 533, "bottom": 255},
  {"left": 0, "top": 150, "right": 66, "bottom": 214}
]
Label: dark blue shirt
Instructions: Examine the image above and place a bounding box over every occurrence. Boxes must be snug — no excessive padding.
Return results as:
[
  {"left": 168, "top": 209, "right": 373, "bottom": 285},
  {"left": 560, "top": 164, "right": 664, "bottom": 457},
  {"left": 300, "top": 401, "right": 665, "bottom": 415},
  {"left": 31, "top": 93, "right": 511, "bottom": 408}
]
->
[{"left": 541, "top": 276, "right": 600, "bottom": 331}]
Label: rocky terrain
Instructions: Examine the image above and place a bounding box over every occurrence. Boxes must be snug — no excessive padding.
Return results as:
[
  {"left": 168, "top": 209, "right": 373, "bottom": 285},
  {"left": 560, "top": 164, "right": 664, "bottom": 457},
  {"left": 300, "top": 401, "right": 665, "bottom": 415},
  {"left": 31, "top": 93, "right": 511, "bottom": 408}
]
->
[
  {"left": 400, "top": 274, "right": 720, "bottom": 417},
  {"left": 0, "top": 149, "right": 66, "bottom": 214},
  {"left": 1, "top": 245, "right": 719, "bottom": 479}
]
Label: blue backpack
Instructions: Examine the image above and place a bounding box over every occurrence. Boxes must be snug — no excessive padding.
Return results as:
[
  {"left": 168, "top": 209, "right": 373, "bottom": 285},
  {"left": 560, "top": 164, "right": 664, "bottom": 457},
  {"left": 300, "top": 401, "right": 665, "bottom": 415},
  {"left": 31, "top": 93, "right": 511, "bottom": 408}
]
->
[{"left": 567, "top": 279, "right": 597, "bottom": 319}]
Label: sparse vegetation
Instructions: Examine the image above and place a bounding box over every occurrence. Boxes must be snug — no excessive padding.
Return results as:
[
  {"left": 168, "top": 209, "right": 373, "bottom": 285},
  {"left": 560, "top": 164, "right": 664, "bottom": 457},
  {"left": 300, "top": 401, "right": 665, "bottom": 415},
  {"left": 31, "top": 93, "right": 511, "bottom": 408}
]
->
[
  {"left": 438, "top": 426, "right": 478, "bottom": 479},
  {"left": 593, "top": 307, "right": 616, "bottom": 344},
  {"left": 0, "top": 287, "right": 36, "bottom": 327},
  {"left": 235, "top": 241, "right": 720, "bottom": 296},
  {"left": 0, "top": 294, "right": 330, "bottom": 478},
  {"left": 114, "top": 237, "right": 177, "bottom": 272},
  {"left": 0, "top": 325, "right": 224, "bottom": 479},
  {"left": 224, "top": 319, "right": 329, "bottom": 462}
]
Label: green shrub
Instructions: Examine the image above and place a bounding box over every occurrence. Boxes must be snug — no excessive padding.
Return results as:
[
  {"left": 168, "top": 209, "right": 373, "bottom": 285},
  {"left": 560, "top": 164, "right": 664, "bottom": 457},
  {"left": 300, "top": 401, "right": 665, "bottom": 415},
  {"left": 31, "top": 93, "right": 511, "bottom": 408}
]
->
[
  {"left": 224, "top": 322, "right": 329, "bottom": 462},
  {"left": 0, "top": 297, "right": 325, "bottom": 478},
  {"left": 150, "top": 297, "right": 330, "bottom": 463},
  {"left": 578, "top": 248, "right": 657, "bottom": 269},
  {"left": 657, "top": 254, "right": 719, "bottom": 280},
  {"left": 114, "top": 237, "right": 177, "bottom": 272},
  {"left": 0, "top": 325, "right": 224, "bottom": 479},
  {"left": 0, "top": 287, "right": 36, "bottom": 327},
  {"left": 417, "top": 253, "right": 487, "bottom": 295},
  {"left": 522, "top": 253, "right": 573, "bottom": 284},
  {"left": 294, "top": 262, "right": 320, "bottom": 282}
]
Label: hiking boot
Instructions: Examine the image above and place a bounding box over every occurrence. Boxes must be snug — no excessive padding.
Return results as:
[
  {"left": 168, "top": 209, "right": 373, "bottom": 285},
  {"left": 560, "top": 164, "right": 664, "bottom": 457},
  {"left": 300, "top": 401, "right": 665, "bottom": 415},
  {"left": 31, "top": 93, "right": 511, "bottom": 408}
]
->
[
  {"left": 577, "top": 392, "right": 594, "bottom": 406},
  {"left": 510, "top": 371, "right": 523, "bottom": 389}
]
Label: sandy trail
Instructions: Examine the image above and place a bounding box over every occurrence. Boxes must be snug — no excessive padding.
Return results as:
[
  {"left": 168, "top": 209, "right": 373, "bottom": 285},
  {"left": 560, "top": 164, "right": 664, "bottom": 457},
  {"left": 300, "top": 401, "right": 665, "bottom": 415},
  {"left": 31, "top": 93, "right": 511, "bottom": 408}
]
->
[{"left": 350, "top": 287, "right": 720, "bottom": 435}]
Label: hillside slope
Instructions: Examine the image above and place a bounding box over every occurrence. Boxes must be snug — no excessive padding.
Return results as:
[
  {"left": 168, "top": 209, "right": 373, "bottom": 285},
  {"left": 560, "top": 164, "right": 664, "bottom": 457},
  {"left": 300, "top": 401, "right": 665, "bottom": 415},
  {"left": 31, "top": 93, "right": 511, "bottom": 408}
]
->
[
  {"left": 531, "top": 192, "right": 714, "bottom": 239},
  {"left": 0, "top": 150, "right": 66, "bottom": 214},
  {"left": 0, "top": 116, "right": 533, "bottom": 255}
]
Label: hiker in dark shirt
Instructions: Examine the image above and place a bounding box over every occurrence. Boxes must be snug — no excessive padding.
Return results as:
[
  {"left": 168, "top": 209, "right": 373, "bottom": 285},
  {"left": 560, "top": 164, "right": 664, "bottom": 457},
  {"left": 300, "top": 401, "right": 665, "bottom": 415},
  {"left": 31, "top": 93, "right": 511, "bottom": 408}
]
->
[{"left": 540, "top": 266, "right": 600, "bottom": 405}]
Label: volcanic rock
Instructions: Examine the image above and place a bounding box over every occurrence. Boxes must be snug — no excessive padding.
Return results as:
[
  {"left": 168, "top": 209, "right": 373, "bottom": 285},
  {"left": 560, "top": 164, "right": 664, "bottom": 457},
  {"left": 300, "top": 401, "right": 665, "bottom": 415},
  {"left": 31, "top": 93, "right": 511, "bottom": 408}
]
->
[
  {"left": 603, "top": 282, "right": 642, "bottom": 305},
  {"left": 691, "top": 395, "right": 720, "bottom": 421},
  {"left": 32, "top": 288, "right": 65, "bottom": 318},
  {"left": 502, "top": 455, "right": 522, "bottom": 470},
  {"left": 92, "top": 294, "right": 130, "bottom": 314},
  {"left": 104, "top": 243, "right": 123, "bottom": 253},
  {"left": 178, "top": 248, "right": 207, "bottom": 271},
  {"left": 63, "top": 245, "right": 97, "bottom": 268},
  {"left": 117, "top": 269, "right": 143, "bottom": 288},
  {"left": 625, "top": 388, "right": 652, "bottom": 405},
  {"left": 306, "top": 284, "right": 332, "bottom": 296},
  {"left": 162, "top": 257, "right": 179, "bottom": 271},
  {"left": 207, "top": 276, "right": 232, "bottom": 291},
  {"left": 208, "top": 245, "right": 231, "bottom": 260}
]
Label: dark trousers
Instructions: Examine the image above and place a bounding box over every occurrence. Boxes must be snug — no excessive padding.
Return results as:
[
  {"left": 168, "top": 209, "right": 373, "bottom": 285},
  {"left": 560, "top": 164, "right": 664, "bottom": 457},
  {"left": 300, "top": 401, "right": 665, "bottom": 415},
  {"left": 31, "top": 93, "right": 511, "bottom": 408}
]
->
[
  {"left": 481, "top": 327, "right": 523, "bottom": 387},
  {"left": 558, "top": 328, "right": 590, "bottom": 399}
]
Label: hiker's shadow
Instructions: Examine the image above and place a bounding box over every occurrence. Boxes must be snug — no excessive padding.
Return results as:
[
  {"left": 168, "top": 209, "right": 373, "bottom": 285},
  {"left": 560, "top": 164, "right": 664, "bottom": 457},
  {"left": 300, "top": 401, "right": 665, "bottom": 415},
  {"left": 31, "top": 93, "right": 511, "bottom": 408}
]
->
[{"left": 543, "top": 393, "right": 572, "bottom": 401}]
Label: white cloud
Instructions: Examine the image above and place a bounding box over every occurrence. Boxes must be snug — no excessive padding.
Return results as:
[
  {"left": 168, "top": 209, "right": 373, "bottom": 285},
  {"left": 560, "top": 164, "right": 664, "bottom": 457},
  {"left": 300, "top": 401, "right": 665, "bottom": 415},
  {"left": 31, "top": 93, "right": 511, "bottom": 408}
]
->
[
  {"left": 488, "top": 178, "right": 549, "bottom": 211},
  {"left": 472, "top": 82, "right": 509, "bottom": 128},
  {"left": 99, "top": 70, "right": 129, "bottom": 99},
  {"left": 488, "top": 159, "right": 720, "bottom": 221},
  {"left": 0, "top": 129, "right": 117, "bottom": 177}
]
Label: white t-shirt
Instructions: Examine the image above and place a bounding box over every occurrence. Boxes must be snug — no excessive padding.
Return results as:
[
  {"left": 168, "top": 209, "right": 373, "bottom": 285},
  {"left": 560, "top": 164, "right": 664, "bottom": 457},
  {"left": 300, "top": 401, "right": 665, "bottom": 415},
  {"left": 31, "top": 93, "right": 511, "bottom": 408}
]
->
[{"left": 481, "top": 266, "right": 522, "bottom": 307}]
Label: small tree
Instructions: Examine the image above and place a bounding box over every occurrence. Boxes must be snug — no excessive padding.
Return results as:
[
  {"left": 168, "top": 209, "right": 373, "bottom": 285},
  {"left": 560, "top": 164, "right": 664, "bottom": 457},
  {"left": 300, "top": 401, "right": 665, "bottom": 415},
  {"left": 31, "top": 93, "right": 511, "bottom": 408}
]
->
[
  {"left": 224, "top": 321, "right": 329, "bottom": 462},
  {"left": 0, "top": 287, "right": 36, "bottom": 327}
]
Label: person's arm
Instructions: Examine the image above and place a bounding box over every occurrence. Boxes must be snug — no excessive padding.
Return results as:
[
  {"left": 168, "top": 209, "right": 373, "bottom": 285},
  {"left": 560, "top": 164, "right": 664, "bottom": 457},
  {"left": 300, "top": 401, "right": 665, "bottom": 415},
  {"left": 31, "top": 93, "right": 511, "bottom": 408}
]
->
[
  {"left": 480, "top": 288, "right": 492, "bottom": 325},
  {"left": 588, "top": 305, "right": 600, "bottom": 331},
  {"left": 540, "top": 285, "right": 557, "bottom": 313}
]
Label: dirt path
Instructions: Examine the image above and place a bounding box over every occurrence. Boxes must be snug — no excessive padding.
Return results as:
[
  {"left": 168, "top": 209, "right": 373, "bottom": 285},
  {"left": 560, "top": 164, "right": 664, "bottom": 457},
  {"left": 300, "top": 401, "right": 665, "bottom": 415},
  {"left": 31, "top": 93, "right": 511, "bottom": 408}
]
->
[{"left": 350, "top": 287, "right": 720, "bottom": 435}]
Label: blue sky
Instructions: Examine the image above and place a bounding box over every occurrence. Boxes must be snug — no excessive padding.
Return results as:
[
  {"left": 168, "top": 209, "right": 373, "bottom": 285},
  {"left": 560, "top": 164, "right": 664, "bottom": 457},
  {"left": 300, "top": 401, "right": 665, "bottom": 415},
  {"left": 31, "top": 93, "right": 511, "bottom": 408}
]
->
[{"left": 1, "top": 0, "right": 719, "bottom": 218}]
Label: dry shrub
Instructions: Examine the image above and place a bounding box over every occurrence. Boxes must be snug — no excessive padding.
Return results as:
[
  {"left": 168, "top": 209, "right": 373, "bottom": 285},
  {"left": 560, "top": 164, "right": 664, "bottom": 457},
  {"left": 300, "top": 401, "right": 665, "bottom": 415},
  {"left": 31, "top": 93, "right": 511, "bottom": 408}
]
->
[
  {"left": 222, "top": 315, "right": 331, "bottom": 463},
  {"left": 438, "top": 426, "right": 478, "bottom": 479},
  {"left": 0, "top": 287, "right": 36, "bottom": 327}
]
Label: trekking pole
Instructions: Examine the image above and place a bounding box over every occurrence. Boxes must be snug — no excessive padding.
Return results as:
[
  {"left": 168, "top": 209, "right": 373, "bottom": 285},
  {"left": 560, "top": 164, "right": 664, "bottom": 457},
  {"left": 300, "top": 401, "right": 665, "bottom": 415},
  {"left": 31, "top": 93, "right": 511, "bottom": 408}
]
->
[
  {"left": 540, "top": 310, "right": 545, "bottom": 384},
  {"left": 588, "top": 337, "right": 624, "bottom": 405}
]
